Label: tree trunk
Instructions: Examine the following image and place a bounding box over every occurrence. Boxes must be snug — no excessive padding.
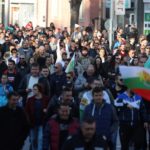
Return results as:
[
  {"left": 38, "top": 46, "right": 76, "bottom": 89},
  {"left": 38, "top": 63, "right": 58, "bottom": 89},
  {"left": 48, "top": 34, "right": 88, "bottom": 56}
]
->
[{"left": 70, "top": 0, "right": 82, "bottom": 32}]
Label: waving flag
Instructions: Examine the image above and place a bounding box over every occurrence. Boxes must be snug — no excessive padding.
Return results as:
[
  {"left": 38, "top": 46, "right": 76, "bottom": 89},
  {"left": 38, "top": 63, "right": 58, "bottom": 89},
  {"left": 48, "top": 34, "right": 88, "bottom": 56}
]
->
[
  {"left": 119, "top": 66, "right": 150, "bottom": 100},
  {"left": 65, "top": 53, "right": 75, "bottom": 73}
]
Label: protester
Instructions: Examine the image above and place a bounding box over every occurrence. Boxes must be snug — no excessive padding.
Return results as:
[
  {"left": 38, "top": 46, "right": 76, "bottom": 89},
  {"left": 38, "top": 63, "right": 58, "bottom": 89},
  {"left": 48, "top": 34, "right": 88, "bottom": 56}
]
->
[
  {"left": 62, "top": 117, "right": 107, "bottom": 150},
  {"left": 80, "top": 78, "right": 111, "bottom": 119},
  {"left": 0, "top": 21, "right": 149, "bottom": 150},
  {"left": 47, "top": 87, "right": 79, "bottom": 119},
  {"left": 0, "top": 74, "right": 13, "bottom": 107},
  {"left": 0, "top": 92, "right": 29, "bottom": 150},
  {"left": 25, "top": 84, "right": 49, "bottom": 150},
  {"left": 3, "top": 59, "right": 21, "bottom": 90},
  {"left": 43, "top": 103, "right": 79, "bottom": 150},
  {"left": 38, "top": 66, "right": 51, "bottom": 98},
  {"left": 18, "top": 63, "right": 41, "bottom": 105},
  {"left": 114, "top": 88, "right": 146, "bottom": 150},
  {"left": 50, "top": 62, "right": 67, "bottom": 97},
  {"left": 83, "top": 87, "right": 118, "bottom": 149}
]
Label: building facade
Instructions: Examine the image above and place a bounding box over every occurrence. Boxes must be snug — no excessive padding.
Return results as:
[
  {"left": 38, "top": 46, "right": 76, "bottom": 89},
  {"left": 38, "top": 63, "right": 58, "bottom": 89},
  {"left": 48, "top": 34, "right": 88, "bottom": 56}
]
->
[
  {"left": 1, "top": 0, "right": 146, "bottom": 34},
  {"left": 143, "top": 0, "right": 150, "bottom": 35},
  {"left": 0, "top": 0, "right": 103, "bottom": 29}
]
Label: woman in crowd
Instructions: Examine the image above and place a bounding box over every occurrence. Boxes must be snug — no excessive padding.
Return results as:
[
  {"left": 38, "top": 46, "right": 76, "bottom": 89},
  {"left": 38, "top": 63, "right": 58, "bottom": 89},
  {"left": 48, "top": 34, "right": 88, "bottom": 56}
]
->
[{"left": 25, "top": 84, "right": 49, "bottom": 150}]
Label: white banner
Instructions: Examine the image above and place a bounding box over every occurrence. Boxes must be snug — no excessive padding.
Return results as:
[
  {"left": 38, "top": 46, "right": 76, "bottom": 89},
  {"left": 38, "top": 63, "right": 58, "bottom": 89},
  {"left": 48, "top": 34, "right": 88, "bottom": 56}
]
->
[{"left": 115, "top": 0, "right": 125, "bottom": 15}]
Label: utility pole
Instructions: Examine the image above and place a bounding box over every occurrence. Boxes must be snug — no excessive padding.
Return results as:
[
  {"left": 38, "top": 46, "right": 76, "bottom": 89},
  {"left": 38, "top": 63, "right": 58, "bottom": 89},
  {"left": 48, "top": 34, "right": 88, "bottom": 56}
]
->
[{"left": 109, "top": 0, "right": 114, "bottom": 50}]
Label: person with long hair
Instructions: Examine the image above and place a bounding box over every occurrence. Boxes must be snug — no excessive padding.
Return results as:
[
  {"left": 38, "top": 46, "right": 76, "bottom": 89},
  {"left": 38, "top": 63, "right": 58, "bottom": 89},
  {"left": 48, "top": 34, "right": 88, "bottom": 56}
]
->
[
  {"left": 94, "top": 56, "right": 107, "bottom": 78},
  {"left": 25, "top": 83, "right": 49, "bottom": 150},
  {"left": 98, "top": 47, "right": 107, "bottom": 63}
]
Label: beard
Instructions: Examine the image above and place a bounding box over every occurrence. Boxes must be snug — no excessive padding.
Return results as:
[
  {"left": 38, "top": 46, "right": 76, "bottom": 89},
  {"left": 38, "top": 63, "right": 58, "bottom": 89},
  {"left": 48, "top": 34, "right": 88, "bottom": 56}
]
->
[{"left": 117, "top": 83, "right": 127, "bottom": 90}]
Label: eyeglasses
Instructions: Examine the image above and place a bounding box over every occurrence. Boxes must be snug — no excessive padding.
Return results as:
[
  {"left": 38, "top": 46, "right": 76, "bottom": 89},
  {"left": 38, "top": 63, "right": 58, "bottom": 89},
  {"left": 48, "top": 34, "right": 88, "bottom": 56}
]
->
[
  {"left": 20, "top": 58, "right": 25, "bottom": 59},
  {"left": 54, "top": 66, "right": 58, "bottom": 69}
]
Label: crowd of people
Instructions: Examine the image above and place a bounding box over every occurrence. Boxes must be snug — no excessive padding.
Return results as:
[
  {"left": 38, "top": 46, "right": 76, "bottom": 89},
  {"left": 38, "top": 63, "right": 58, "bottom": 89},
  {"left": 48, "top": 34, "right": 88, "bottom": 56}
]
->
[{"left": 0, "top": 21, "right": 150, "bottom": 150}]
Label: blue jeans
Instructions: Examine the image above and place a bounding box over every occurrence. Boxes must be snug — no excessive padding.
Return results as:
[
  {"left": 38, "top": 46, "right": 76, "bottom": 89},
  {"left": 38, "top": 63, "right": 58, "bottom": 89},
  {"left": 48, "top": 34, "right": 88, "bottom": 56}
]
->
[
  {"left": 111, "top": 129, "right": 118, "bottom": 150},
  {"left": 30, "top": 126, "right": 43, "bottom": 150}
]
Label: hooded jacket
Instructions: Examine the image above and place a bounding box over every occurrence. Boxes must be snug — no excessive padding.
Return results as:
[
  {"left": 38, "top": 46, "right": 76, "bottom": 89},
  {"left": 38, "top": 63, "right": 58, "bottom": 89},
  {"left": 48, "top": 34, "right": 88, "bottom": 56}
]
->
[{"left": 83, "top": 101, "right": 118, "bottom": 139}]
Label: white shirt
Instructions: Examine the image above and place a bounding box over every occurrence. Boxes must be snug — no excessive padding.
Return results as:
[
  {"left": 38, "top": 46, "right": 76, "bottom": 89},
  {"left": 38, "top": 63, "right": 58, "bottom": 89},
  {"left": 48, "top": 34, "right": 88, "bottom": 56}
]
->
[
  {"left": 80, "top": 90, "right": 111, "bottom": 111},
  {"left": 27, "top": 76, "right": 39, "bottom": 98}
]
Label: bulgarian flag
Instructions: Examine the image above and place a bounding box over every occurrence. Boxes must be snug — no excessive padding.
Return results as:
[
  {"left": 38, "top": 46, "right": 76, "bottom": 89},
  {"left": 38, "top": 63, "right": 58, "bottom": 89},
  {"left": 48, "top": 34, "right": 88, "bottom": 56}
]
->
[
  {"left": 119, "top": 66, "right": 150, "bottom": 100},
  {"left": 65, "top": 53, "right": 75, "bottom": 73}
]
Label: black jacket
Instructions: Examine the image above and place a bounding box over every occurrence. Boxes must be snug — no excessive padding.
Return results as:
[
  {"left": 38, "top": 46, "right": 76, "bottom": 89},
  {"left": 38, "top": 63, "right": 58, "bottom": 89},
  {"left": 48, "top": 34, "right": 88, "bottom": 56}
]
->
[
  {"left": 50, "top": 72, "right": 66, "bottom": 97},
  {"left": 62, "top": 131, "right": 107, "bottom": 150},
  {"left": 17, "top": 62, "right": 30, "bottom": 79},
  {"left": 46, "top": 96, "right": 79, "bottom": 120},
  {"left": 0, "top": 105, "right": 30, "bottom": 150}
]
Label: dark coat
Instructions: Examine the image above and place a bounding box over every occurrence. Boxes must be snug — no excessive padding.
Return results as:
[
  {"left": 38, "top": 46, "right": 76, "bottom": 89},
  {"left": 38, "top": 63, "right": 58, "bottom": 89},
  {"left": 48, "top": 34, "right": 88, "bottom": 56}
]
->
[
  {"left": 25, "top": 95, "right": 49, "bottom": 127},
  {"left": 83, "top": 101, "right": 118, "bottom": 139},
  {"left": 46, "top": 95, "right": 79, "bottom": 120},
  {"left": 18, "top": 74, "right": 40, "bottom": 105},
  {"left": 0, "top": 105, "right": 30, "bottom": 150},
  {"left": 50, "top": 72, "right": 66, "bottom": 97},
  {"left": 115, "top": 92, "right": 146, "bottom": 125},
  {"left": 17, "top": 62, "right": 30, "bottom": 79},
  {"left": 43, "top": 115, "right": 79, "bottom": 150},
  {"left": 62, "top": 130, "right": 107, "bottom": 150},
  {"left": 3, "top": 69, "right": 21, "bottom": 90}
]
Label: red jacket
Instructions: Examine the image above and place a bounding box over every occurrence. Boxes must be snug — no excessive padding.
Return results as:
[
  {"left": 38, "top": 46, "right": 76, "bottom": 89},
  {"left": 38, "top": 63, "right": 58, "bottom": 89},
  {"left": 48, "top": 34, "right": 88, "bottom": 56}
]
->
[
  {"left": 25, "top": 95, "right": 49, "bottom": 127},
  {"left": 48, "top": 117, "right": 79, "bottom": 150}
]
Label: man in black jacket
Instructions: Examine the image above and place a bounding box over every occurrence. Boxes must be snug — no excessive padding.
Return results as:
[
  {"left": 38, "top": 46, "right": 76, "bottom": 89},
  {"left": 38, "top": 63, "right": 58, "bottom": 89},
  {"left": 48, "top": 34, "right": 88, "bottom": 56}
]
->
[
  {"left": 38, "top": 66, "right": 51, "bottom": 98},
  {"left": 62, "top": 117, "right": 107, "bottom": 150},
  {"left": 50, "top": 62, "right": 66, "bottom": 97},
  {"left": 46, "top": 87, "right": 79, "bottom": 119},
  {"left": 0, "top": 92, "right": 30, "bottom": 150}
]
